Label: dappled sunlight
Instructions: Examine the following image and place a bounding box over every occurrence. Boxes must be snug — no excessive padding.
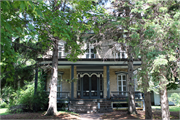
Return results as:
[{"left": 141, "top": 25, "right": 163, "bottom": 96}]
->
[
  {"left": 1, "top": 110, "right": 179, "bottom": 119},
  {"left": 1, "top": 112, "right": 80, "bottom": 119}
]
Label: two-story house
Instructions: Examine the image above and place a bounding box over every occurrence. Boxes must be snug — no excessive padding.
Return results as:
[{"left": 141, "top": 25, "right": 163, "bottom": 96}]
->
[{"left": 38, "top": 39, "right": 144, "bottom": 112}]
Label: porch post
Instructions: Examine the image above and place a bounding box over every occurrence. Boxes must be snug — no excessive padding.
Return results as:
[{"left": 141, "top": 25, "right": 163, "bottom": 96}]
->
[
  {"left": 34, "top": 68, "right": 38, "bottom": 95},
  {"left": 33, "top": 68, "right": 38, "bottom": 112},
  {"left": 71, "top": 65, "right": 74, "bottom": 99},
  {"left": 107, "top": 65, "right": 110, "bottom": 99}
]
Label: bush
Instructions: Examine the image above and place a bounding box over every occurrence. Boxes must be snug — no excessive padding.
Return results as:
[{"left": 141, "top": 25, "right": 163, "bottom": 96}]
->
[
  {"left": 0, "top": 102, "right": 8, "bottom": 108},
  {"left": 4, "top": 70, "right": 49, "bottom": 112},
  {"left": 169, "top": 93, "right": 180, "bottom": 107},
  {"left": 17, "top": 81, "right": 48, "bottom": 112}
]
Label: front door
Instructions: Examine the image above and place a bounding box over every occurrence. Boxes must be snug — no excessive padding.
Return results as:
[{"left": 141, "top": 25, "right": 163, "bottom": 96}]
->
[{"left": 82, "top": 75, "right": 99, "bottom": 99}]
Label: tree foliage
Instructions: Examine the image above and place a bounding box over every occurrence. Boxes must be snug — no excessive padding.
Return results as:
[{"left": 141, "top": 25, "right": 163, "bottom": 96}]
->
[
  {"left": 131, "top": 0, "right": 180, "bottom": 119},
  {"left": 1, "top": 1, "right": 51, "bottom": 89},
  {"left": 169, "top": 93, "right": 180, "bottom": 107}
]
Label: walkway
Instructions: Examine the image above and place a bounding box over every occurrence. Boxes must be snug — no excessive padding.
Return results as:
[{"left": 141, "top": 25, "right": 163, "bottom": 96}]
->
[{"left": 79, "top": 113, "right": 104, "bottom": 120}]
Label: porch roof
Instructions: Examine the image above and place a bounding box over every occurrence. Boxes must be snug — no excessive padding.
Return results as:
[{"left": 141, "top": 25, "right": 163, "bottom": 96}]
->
[{"left": 37, "top": 58, "right": 141, "bottom": 66}]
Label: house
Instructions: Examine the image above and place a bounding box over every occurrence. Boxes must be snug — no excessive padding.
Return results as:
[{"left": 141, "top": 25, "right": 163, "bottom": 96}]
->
[
  {"left": 151, "top": 88, "right": 180, "bottom": 106},
  {"left": 38, "top": 39, "right": 144, "bottom": 112}
]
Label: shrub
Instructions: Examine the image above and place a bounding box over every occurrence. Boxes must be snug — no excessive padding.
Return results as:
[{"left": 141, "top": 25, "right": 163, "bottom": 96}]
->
[
  {"left": 169, "top": 93, "right": 180, "bottom": 106},
  {"left": 0, "top": 102, "right": 8, "bottom": 108},
  {"left": 5, "top": 70, "right": 49, "bottom": 112},
  {"left": 17, "top": 81, "right": 48, "bottom": 112}
]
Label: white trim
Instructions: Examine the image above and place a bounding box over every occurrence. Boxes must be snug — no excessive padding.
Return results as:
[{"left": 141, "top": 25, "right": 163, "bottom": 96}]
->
[
  {"left": 39, "top": 61, "right": 141, "bottom": 65},
  {"left": 79, "top": 73, "right": 101, "bottom": 78}
]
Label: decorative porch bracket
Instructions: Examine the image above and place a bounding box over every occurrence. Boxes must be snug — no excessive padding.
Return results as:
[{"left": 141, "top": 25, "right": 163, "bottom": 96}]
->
[
  {"left": 71, "top": 65, "right": 74, "bottom": 99},
  {"left": 107, "top": 65, "right": 110, "bottom": 99}
]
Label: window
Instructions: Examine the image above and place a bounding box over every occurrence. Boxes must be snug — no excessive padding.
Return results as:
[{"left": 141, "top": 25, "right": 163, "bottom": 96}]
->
[
  {"left": 117, "top": 74, "right": 127, "bottom": 94},
  {"left": 86, "top": 44, "right": 96, "bottom": 58},
  {"left": 58, "top": 52, "right": 62, "bottom": 58},
  {"left": 58, "top": 45, "right": 64, "bottom": 58},
  {"left": 57, "top": 75, "right": 62, "bottom": 98},
  {"left": 116, "top": 52, "right": 127, "bottom": 59}
]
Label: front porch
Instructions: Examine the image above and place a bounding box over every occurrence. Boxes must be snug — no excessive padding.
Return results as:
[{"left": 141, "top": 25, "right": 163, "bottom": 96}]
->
[
  {"left": 39, "top": 58, "right": 143, "bottom": 112},
  {"left": 46, "top": 91, "right": 144, "bottom": 112}
]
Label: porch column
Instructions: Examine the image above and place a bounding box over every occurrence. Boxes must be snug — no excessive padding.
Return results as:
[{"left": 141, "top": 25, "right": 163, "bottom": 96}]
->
[
  {"left": 34, "top": 68, "right": 38, "bottom": 95},
  {"left": 71, "top": 65, "right": 74, "bottom": 99},
  {"left": 33, "top": 68, "right": 38, "bottom": 112},
  {"left": 107, "top": 65, "right": 110, "bottom": 99}
]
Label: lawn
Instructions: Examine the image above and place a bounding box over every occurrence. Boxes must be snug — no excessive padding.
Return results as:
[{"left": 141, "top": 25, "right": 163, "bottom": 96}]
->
[
  {"left": 152, "top": 106, "right": 180, "bottom": 112},
  {"left": 0, "top": 108, "right": 10, "bottom": 115}
]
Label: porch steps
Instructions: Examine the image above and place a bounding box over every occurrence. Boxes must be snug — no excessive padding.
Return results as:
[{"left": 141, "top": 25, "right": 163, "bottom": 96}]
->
[
  {"left": 97, "top": 101, "right": 113, "bottom": 113},
  {"left": 69, "top": 99, "right": 113, "bottom": 113}
]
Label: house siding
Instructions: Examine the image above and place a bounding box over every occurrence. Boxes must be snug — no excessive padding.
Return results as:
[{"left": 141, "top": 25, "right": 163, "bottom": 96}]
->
[
  {"left": 46, "top": 69, "right": 71, "bottom": 93},
  {"left": 59, "top": 69, "right": 71, "bottom": 93},
  {"left": 109, "top": 68, "right": 128, "bottom": 93}
]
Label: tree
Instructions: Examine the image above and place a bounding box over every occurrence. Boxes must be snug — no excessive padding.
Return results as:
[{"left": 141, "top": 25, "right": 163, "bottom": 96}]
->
[
  {"left": 1, "top": 1, "right": 51, "bottom": 90},
  {"left": 132, "top": 0, "right": 180, "bottom": 119},
  {"left": 86, "top": 0, "right": 137, "bottom": 114},
  {"left": 42, "top": 0, "right": 105, "bottom": 115},
  {"left": 1, "top": 0, "right": 105, "bottom": 115}
]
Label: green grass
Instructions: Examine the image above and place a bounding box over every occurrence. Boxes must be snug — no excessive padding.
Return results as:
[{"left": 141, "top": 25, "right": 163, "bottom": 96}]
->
[
  {"left": 0, "top": 108, "right": 11, "bottom": 115},
  {"left": 169, "top": 106, "right": 180, "bottom": 112},
  {"left": 152, "top": 106, "right": 180, "bottom": 112}
]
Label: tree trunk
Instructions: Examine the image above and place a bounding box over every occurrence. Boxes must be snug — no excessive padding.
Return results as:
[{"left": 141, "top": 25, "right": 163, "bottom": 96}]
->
[
  {"left": 128, "top": 46, "right": 137, "bottom": 114},
  {"left": 142, "top": 55, "right": 152, "bottom": 119},
  {"left": 144, "top": 91, "right": 152, "bottom": 119},
  {"left": 46, "top": 40, "right": 58, "bottom": 115},
  {"left": 160, "top": 80, "right": 170, "bottom": 120}
]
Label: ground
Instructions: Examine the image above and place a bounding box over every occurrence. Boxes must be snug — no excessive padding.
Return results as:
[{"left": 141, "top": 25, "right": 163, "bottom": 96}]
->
[
  {"left": 101, "top": 110, "right": 180, "bottom": 119},
  {"left": 1, "top": 111, "right": 80, "bottom": 119},
  {"left": 1, "top": 110, "right": 180, "bottom": 119}
]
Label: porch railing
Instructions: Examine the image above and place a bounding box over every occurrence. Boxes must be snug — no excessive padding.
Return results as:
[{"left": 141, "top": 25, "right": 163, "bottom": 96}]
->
[
  {"left": 111, "top": 91, "right": 143, "bottom": 100},
  {"left": 46, "top": 92, "right": 70, "bottom": 99}
]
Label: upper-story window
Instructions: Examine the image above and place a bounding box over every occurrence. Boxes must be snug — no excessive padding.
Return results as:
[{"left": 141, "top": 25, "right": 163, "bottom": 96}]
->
[
  {"left": 86, "top": 44, "right": 96, "bottom": 58},
  {"left": 58, "top": 43, "right": 64, "bottom": 58},
  {"left": 116, "top": 51, "right": 127, "bottom": 59}
]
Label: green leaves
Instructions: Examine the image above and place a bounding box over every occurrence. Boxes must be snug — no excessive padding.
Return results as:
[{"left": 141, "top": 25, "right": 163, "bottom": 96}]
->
[
  {"left": 154, "top": 55, "right": 168, "bottom": 66},
  {"left": 169, "top": 93, "right": 180, "bottom": 106},
  {"left": 20, "top": 2, "right": 25, "bottom": 12},
  {"left": 28, "top": 23, "right": 34, "bottom": 30}
]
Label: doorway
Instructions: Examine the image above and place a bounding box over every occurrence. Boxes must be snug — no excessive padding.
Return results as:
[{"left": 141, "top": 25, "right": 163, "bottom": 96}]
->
[{"left": 82, "top": 75, "right": 99, "bottom": 98}]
